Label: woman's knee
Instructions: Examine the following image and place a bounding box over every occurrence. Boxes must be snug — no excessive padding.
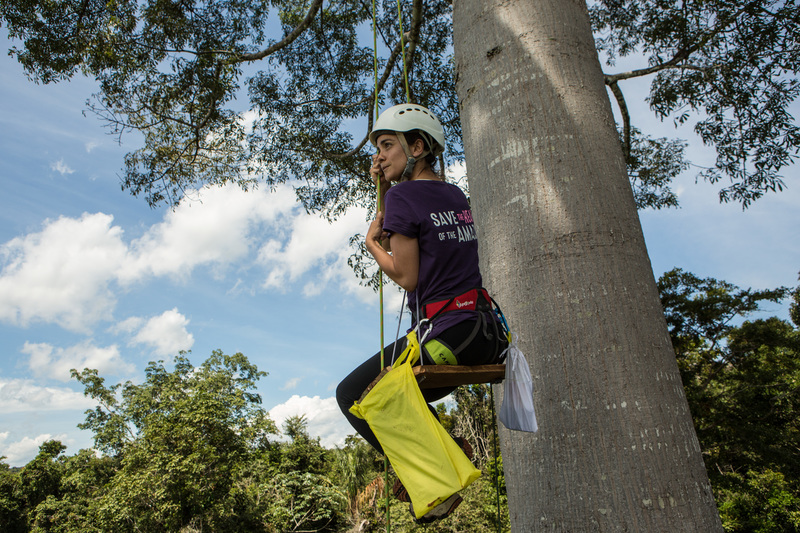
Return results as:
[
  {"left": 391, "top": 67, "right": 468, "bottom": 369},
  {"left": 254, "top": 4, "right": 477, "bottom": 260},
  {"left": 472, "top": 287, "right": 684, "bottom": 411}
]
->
[{"left": 335, "top": 378, "right": 354, "bottom": 412}]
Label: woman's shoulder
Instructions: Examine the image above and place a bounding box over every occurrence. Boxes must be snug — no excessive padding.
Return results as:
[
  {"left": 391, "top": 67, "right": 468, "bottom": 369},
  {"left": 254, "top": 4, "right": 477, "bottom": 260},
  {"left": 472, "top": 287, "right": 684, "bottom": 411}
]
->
[
  {"left": 387, "top": 180, "right": 467, "bottom": 206},
  {"left": 392, "top": 179, "right": 463, "bottom": 191}
]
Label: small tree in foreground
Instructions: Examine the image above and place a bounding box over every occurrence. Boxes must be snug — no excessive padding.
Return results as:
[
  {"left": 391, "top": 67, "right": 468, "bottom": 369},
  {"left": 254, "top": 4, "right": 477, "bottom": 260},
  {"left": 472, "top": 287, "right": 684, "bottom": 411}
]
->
[{"left": 72, "top": 350, "right": 279, "bottom": 531}]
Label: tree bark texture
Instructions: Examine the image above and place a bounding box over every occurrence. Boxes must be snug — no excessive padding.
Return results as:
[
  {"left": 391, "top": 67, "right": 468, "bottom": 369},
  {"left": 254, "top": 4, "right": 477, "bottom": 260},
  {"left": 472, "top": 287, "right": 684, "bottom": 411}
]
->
[{"left": 453, "top": 1, "right": 723, "bottom": 531}]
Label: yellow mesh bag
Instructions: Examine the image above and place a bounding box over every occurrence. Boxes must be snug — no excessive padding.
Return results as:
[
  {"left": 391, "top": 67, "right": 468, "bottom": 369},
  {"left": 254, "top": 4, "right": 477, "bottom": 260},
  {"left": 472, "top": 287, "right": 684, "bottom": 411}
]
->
[{"left": 349, "top": 332, "right": 481, "bottom": 519}]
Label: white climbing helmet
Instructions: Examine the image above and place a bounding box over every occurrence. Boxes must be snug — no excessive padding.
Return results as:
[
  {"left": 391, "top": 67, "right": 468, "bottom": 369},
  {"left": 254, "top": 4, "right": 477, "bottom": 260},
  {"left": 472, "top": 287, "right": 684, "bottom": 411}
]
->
[{"left": 369, "top": 103, "right": 445, "bottom": 157}]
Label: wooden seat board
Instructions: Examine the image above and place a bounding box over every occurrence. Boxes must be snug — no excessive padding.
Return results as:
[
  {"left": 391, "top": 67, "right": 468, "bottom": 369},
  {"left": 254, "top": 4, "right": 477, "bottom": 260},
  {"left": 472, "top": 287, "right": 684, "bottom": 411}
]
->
[
  {"left": 358, "top": 364, "right": 506, "bottom": 403},
  {"left": 413, "top": 364, "right": 506, "bottom": 389}
]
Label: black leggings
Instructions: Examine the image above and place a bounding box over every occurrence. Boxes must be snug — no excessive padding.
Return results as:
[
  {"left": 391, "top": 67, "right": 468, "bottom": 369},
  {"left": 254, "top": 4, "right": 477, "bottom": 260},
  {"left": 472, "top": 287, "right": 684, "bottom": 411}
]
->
[{"left": 336, "top": 318, "right": 506, "bottom": 453}]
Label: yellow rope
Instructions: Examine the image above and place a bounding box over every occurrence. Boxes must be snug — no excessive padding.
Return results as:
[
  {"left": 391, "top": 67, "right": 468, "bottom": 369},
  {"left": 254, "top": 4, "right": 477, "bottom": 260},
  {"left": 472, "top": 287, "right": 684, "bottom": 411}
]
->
[
  {"left": 371, "top": 2, "right": 391, "bottom": 530},
  {"left": 372, "top": 0, "right": 384, "bottom": 381},
  {"left": 395, "top": 0, "right": 411, "bottom": 103},
  {"left": 372, "top": 2, "right": 412, "bottom": 529}
]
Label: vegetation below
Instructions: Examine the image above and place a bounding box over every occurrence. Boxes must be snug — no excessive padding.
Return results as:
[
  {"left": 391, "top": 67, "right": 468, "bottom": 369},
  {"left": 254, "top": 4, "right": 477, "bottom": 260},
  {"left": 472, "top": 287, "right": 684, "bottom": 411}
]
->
[{"left": 1, "top": 269, "right": 798, "bottom": 532}]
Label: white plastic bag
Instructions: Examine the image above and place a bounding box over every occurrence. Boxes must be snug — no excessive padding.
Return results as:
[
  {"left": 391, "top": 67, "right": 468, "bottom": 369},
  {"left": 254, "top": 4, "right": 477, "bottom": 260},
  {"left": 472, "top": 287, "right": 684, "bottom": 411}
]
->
[{"left": 498, "top": 334, "right": 538, "bottom": 432}]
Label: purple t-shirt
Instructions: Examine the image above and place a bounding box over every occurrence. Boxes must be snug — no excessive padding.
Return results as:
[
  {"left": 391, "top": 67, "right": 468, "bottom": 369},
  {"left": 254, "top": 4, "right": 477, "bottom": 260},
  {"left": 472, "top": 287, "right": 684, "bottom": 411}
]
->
[{"left": 383, "top": 180, "right": 483, "bottom": 340}]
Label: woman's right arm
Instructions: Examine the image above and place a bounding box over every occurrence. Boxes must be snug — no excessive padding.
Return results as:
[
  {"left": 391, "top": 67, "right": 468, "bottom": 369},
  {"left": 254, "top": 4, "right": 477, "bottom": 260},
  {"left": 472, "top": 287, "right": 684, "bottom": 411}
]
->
[{"left": 365, "top": 215, "right": 419, "bottom": 292}]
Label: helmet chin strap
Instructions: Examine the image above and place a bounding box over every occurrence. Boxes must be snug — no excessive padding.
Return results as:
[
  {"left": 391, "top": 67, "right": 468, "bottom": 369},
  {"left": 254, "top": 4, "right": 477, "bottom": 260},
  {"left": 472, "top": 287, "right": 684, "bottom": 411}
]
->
[{"left": 396, "top": 132, "right": 429, "bottom": 181}]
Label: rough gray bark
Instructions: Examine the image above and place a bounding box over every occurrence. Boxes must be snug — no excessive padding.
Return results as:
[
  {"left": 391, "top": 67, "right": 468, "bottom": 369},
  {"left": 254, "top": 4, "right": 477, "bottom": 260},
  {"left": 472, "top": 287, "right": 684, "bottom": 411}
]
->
[{"left": 453, "top": 0, "right": 724, "bottom": 531}]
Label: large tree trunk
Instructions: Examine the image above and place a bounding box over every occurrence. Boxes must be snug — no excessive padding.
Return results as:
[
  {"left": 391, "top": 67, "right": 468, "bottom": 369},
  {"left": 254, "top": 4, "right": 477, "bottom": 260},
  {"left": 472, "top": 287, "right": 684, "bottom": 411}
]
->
[{"left": 453, "top": 1, "right": 723, "bottom": 531}]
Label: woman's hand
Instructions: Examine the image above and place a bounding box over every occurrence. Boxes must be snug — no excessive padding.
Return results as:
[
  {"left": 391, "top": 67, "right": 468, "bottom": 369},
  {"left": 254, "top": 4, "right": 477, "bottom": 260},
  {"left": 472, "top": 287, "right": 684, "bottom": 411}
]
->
[
  {"left": 371, "top": 154, "right": 391, "bottom": 209},
  {"left": 366, "top": 212, "right": 389, "bottom": 249},
  {"left": 365, "top": 152, "right": 419, "bottom": 292}
]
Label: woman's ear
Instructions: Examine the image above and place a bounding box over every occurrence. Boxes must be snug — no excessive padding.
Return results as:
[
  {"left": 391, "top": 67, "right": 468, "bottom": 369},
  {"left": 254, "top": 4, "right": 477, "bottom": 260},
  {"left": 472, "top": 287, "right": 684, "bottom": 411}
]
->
[{"left": 411, "top": 138, "right": 427, "bottom": 158}]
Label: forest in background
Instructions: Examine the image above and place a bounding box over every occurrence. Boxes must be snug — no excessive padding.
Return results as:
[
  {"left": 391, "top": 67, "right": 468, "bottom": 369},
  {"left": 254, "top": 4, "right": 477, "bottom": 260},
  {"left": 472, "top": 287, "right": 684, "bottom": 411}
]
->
[{"left": 1, "top": 269, "right": 798, "bottom": 532}]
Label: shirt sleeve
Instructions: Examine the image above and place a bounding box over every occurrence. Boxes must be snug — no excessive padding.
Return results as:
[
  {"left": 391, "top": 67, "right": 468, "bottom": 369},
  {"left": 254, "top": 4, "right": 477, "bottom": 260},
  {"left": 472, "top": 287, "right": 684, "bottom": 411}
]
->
[{"left": 382, "top": 185, "right": 419, "bottom": 239}]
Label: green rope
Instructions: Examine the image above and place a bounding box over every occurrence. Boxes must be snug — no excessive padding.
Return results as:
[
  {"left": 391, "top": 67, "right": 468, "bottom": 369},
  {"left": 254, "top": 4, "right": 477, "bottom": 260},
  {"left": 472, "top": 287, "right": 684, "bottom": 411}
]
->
[
  {"left": 490, "top": 385, "right": 502, "bottom": 532},
  {"left": 371, "top": 2, "right": 391, "bottom": 531},
  {"left": 395, "top": 0, "right": 411, "bottom": 102},
  {"left": 372, "top": 3, "right": 412, "bottom": 529},
  {"left": 372, "top": 0, "right": 384, "bottom": 388}
]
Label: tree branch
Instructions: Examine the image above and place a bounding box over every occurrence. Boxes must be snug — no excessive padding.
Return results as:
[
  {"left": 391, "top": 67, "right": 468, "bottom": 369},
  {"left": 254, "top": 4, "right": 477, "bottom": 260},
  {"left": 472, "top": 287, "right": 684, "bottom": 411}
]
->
[
  {"left": 604, "top": 0, "right": 763, "bottom": 84},
  {"left": 322, "top": 133, "right": 371, "bottom": 160},
  {"left": 607, "top": 79, "right": 631, "bottom": 159},
  {"left": 403, "top": 0, "right": 423, "bottom": 76},
  {"left": 320, "top": 0, "right": 424, "bottom": 159},
  {"left": 238, "top": 0, "right": 325, "bottom": 62}
]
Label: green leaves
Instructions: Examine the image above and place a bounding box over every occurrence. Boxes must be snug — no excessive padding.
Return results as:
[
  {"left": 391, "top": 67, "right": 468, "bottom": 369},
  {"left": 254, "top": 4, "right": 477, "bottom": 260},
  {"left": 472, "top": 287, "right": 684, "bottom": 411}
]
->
[
  {"left": 623, "top": 126, "right": 686, "bottom": 209},
  {"left": 717, "top": 469, "right": 800, "bottom": 533},
  {"left": 658, "top": 268, "right": 789, "bottom": 351},
  {"left": 69, "top": 350, "right": 279, "bottom": 530},
  {"left": 658, "top": 269, "right": 800, "bottom": 531},
  {"left": 2, "top": 0, "right": 459, "bottom": 215},
  {"left": 0, "top": 345, "right": 521, "bottom": 531},
  {"left": 594, "top": 0, "right": 800, "bottom": 207},
  {"left": 3, "top": 0, "right": 798, "bottom": 213}
]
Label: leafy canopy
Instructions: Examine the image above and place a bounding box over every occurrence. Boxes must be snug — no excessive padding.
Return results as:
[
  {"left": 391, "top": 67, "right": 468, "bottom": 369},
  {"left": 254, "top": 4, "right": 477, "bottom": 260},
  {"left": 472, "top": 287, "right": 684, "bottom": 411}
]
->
[
  {"left": 72, "top": 349, "right": 276, "bottom": 456},
  {"left": 593, "top": 0, "right": 800, "bottom": 207},
  {"left": 1, "top": 0, "right": 456, "bottom": 217},
  {"left": 2, "top": 0, "right": 797, "bottom": 212},
  {"left": 658, "top": 269, "right": 800, "bottom": 531}
]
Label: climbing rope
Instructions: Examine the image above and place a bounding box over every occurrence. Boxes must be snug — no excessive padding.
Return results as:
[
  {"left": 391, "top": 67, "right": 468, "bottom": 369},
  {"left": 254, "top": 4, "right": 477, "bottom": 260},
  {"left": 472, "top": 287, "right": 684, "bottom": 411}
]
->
[
  {"left": 371, "top": 1, "right": 413, "bottom": 528},
  {"left": 490, "top": 386, "right": 502, "bottom": 532},
  {"left": 370, "top": 1, "right": 390, "bottom": 528},
  {"left": 395, "top": 0, "right": 411, "bottom": 102},
  {"left": 372, "top": 0, "right": 414, "bottom": 529}
]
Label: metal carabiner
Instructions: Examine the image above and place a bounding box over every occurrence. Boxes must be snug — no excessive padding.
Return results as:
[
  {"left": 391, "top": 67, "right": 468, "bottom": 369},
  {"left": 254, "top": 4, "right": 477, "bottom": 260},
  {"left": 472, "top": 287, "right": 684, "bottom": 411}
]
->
[{"left": 415, "top": 318, "right": 434, "bottom": 365}]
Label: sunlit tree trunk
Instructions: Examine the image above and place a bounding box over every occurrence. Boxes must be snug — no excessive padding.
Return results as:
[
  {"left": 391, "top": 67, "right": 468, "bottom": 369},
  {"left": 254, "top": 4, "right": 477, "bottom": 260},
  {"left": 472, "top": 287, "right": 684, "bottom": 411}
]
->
[{"left": 453, "top": 0, "right": 724, "bottom": 530}]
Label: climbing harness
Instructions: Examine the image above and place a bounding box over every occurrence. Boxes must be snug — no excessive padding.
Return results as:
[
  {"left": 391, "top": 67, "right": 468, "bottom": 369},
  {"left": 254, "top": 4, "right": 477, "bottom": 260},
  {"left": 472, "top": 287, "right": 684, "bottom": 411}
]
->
[
  {"left": 384, "top": 289, "right": 509, "bottom": 388},
  {"left": 414, "top": 288, "right": 510, "bottom": 368},
  {"left": 422, "top": 288, "right": 493, "bottom": 318}
]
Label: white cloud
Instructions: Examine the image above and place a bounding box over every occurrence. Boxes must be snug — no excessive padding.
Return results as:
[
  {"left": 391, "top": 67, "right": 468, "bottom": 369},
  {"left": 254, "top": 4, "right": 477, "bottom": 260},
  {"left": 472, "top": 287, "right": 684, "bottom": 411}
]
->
[
  {"left": 0, "top": 213, "right": 128, "bottom": 332},
  {"left": 0, "top": 378, "right": 96, "bottom": 412},
  {"left": 2, "top": 434, "right": 68, "bottom": 466},
  {"left": 445, "top": 160, "right": 468, "bottom": 186},
  {"left": 119, "top": 184, "right": 297, "bottom": 283},
  {"left": 269, "top": 395, "right": 352, "bottom": 448},
  {"left": 111, "top": 316, "right": 144, "bottom": 334},
  {"left": 129, "top": 308, "right": 194, "bottom": 357},
  {"left": 50, "top": 159, "right": 75, "bottom": 175},
  {"left": 0, "top": 183, "right": 376, "bottom": 333},
  {"left": 257, "top": 204, "right": 374, "bottom": 302},
  {"left": 85, "top": 141, "right": 100, "bottom": 153},
  {"left": 22, "top": 340, "right": 134, "bottom": 381}
]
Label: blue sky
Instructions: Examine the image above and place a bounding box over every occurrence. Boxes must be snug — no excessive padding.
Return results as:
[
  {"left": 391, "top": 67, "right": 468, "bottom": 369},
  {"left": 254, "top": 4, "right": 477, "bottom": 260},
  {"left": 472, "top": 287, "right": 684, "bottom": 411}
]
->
[{"left": 1, "top": 31, "right": 798, "bottom": 466}]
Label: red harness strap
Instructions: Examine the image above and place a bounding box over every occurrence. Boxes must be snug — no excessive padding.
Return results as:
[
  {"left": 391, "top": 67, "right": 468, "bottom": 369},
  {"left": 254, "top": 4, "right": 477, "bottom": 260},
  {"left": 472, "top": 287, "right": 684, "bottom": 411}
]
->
[{"left": 423, "top": 288, "right": 491, "bottom": 319}]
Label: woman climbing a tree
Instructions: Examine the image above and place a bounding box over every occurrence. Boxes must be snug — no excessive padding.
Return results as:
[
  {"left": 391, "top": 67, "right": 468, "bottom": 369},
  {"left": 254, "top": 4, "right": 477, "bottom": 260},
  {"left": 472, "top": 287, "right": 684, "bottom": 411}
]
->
[{"left": 336, "top": 103, "right": 508, "bottom": 523}]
